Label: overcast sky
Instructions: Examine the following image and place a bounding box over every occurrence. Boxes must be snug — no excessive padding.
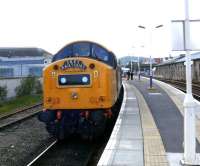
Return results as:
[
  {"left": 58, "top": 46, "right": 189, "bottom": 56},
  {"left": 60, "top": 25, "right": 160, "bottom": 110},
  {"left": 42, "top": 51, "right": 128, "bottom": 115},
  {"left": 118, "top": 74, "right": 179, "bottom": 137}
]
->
[{"left": 0, "top": 0, "right": 199, "bottom": 58}]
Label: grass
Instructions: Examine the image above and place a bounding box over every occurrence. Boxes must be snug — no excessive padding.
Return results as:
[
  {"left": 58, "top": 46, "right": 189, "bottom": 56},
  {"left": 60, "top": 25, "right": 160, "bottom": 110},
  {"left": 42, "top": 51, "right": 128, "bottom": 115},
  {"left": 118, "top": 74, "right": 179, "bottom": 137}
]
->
[{"left": 0, "top": 94, "right": 42, "bottom": 116}]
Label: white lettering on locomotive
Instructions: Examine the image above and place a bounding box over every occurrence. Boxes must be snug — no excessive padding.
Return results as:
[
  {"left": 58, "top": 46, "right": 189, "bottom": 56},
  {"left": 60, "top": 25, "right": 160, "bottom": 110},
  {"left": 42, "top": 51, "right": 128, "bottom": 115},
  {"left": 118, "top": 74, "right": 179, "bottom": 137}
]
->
[{"left": 61, "top": 60, "right": 87, "bottom": 70}]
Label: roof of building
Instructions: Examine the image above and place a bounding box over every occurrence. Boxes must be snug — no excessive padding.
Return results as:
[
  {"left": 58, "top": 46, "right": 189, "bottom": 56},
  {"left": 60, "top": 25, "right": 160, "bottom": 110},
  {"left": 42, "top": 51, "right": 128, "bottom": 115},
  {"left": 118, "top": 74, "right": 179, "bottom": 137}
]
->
[
  {"left": 176, "top": 52, "right": 200, "bottom": 63},
  {"left": 0, "top": 48, "right": 52, "bottom": 58},
  {"left": 0, "top": 59, "right": 45, "bottom": 65},
  {"left": 157, "top": 52, "right": 200, "bottom": 66}
]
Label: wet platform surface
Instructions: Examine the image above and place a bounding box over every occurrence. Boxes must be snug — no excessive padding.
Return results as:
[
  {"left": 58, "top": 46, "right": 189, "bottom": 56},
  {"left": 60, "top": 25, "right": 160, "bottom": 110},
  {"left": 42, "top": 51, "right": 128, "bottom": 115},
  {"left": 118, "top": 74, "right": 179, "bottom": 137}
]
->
[
  {"left": 98, "top": 77, "right": 200, "bottom": 166},
  {"left": 98, "top": 82, "right": 144, "bottom": 166},
  {"left": 132, "top": 78, "right": 200, "bottom": 153},
  {"left": 131, "top": 79, "right": 185, "bottom": 153}
]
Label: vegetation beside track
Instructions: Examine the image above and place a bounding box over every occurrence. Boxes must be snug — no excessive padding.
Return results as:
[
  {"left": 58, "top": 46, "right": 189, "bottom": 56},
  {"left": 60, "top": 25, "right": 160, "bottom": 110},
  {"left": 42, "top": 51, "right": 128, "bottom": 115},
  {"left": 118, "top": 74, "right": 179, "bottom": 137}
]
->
[
  {"left": 0, "top": 76, "right": 43, "bottom": 116},
  {"left": 0, "top": 94, "right": 42, "bottom": 116}
]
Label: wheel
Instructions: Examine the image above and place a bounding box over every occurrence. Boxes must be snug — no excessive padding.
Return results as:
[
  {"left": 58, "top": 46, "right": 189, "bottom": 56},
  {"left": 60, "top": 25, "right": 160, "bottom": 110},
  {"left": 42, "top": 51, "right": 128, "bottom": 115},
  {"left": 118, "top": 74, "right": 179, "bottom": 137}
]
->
[
  {"left": 78, "top": 110, "right": 106, "bottom": 140},
  {"left": 90, "top": 110, "right": 106, "bottom": 139}
]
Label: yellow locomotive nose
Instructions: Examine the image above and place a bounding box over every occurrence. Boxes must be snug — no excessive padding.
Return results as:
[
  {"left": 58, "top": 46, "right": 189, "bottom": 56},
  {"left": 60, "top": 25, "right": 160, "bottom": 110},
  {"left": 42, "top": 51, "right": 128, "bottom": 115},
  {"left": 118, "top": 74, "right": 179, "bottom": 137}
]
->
[{"left": 40, "top": 41, "right": 122, "bottom": 140}]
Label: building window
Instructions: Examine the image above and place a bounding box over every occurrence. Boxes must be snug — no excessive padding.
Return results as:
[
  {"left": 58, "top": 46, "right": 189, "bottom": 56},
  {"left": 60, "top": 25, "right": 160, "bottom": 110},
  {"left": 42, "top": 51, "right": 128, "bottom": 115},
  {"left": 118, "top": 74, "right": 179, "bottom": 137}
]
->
[
  {"left": 29, "top": 67, "right": 43, "bottom": 77},
  {"left": 0, "top": 68, "right": 14, "bottom": 77}
]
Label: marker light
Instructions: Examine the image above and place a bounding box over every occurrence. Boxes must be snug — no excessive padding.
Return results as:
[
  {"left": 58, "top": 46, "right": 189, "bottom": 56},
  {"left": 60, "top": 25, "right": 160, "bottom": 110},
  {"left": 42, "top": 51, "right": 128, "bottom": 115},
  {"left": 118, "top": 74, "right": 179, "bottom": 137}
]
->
[
  {"left": 53, "top": 64, "right": 59, "bottom": 70},
  {"left": 60, "top": 77, "right": 67, "bottom": 84},
  {"left": 89, "top": 63, "right": 95, "bottom": 69}
]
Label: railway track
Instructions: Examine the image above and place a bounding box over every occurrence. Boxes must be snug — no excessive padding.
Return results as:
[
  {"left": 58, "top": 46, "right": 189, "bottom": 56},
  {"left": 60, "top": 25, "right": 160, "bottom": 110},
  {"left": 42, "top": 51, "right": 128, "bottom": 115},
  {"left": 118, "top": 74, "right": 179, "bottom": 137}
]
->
[
  {"left": 26, "top": 138, "right": 100, "bottom": 166},
  {"left": 27, "top": 140, "right": 58, "bottom": 166},
  {"left": 156, "top": 78, "right": 200, "bottom": 100},
  {"left": 0, "top": 103, "right": 42, "bottom": 130}
]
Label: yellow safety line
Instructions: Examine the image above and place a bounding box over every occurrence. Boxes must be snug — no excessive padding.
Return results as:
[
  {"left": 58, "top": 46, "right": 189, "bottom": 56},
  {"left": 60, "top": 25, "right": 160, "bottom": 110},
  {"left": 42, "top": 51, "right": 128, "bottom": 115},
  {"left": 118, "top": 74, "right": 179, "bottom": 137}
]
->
[{"left": 130, "top": 82, "right": 169, "bottom": 166}]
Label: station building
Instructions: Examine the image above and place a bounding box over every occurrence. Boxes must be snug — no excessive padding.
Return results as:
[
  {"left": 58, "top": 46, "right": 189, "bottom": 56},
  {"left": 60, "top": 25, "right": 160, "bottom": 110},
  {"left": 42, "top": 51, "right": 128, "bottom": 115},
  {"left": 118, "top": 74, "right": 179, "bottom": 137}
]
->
[
  {"left": 155, "top": 52, "right": 200, "bottom": 82},
  {"left": 0, "top": 48, "right": 52, "bottom": 78}
]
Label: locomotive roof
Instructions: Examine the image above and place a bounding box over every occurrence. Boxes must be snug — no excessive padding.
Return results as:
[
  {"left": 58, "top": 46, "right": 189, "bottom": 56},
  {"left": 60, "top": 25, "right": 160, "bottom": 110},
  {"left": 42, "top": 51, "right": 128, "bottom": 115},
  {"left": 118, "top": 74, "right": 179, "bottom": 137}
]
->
[{"left": 52, "top": 41, "right": 117, "bottom": 68}]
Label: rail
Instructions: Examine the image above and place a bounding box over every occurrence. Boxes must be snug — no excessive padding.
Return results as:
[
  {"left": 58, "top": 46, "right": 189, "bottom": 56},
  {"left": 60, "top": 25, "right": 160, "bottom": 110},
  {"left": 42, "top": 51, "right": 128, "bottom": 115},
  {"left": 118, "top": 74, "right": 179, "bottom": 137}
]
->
[
  {"left": 0, "top": 103, "right": 42, "bottom": 130},
  {"left": 26, "top": 139, "right": 97, "bottom": 166},
  {"left": 27, "top": 140, "right": 58, "bottom": 166},
  {"left": 155, "top": 78, "right": 200, "bottom": 100}
]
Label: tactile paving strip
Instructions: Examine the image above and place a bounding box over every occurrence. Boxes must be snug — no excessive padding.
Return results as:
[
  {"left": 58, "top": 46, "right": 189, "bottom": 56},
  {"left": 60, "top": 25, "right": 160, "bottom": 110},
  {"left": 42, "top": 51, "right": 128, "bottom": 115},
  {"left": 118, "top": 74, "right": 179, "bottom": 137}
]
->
[{"left": 130, "top": 83, "right": 169, "bottom": 166}]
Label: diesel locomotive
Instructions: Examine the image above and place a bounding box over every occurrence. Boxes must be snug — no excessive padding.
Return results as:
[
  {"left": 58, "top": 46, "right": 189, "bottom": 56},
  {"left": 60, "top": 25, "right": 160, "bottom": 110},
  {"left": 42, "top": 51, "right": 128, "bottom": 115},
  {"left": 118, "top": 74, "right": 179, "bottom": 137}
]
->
[{"left": 39, "top": 41, "right": 122, "bottom": 140}]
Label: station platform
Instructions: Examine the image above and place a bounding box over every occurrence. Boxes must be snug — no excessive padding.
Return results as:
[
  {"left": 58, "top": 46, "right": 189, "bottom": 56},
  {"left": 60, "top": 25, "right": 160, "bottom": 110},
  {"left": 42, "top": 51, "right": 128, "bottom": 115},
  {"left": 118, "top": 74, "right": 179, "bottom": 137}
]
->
[{"left": 98, "top": 77, "right": 200, "bottom": 166}]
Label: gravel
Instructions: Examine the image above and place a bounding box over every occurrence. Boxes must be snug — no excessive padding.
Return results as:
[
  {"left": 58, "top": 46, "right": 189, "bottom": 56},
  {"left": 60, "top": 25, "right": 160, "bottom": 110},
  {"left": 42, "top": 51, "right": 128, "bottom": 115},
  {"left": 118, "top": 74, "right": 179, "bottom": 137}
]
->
[{"left": 0, "top": 116, "right": 54, "bottom": 166}]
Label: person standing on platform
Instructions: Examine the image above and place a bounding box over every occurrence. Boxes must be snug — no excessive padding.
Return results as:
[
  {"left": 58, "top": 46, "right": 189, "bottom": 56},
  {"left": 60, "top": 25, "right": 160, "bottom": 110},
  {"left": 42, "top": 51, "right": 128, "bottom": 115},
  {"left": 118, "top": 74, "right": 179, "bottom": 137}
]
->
[
  {"left": 130, "top": 72, "right": 133, "bottom": 80},
  {"left": 127, "top": 71, "right": 130, "bottom": 80}
]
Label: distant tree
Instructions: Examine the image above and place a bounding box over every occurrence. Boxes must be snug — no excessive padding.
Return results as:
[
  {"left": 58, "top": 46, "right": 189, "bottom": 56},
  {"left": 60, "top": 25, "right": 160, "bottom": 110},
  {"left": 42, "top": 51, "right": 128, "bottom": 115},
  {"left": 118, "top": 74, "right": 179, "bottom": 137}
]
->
[
  {"left": 0, "top": 86, "right": 7, "bottom": 105},
  {"left": 34, "top": 79, "right": 43, "bottom": 94},
  {"left": 15, "top": 76, "right": 42, "bottom": 97}
]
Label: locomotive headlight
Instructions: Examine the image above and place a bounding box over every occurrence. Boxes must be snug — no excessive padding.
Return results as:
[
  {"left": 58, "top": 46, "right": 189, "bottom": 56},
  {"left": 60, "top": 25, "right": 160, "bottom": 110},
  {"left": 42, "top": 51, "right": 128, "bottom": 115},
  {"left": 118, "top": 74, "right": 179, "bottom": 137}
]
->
[
  {"left": 58, "top": 74, "right": 90, "bottom": 86},
  {"left": 82, "top": 76, "right": 88, "bottom": 83},
  {"left": 60, "top": 77, "right": 67, "bottom": 84}
]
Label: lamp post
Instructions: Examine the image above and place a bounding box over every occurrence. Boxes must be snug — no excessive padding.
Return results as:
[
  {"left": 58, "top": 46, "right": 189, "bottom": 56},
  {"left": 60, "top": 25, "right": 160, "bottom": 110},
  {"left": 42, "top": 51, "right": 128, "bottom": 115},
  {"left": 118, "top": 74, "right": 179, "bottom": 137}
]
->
[
  {"left": 180, "top": 0, "right": 199, "bottom": 165},
  {"left": 138, "top": 54, "right": 140, "bottom": 80},
  {"left": 137, "top": 45, "right": 144, "bottom": 81},
  {"left": 131, "top": 45, "right": 140, "bottom": 80},
  {"left": 130, "top": 60, "right": 133, "bottom": 73},
  {"left": 138, "top": 25, "right": 163, "bottom": 88}
]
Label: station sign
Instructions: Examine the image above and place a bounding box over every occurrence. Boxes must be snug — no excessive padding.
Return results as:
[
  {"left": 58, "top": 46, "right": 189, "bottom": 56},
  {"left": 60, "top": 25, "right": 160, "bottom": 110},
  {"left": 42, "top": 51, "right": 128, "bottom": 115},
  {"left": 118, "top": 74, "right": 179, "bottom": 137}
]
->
[{"left": 171, "top": 20, "right": 200, "bottom": 51}]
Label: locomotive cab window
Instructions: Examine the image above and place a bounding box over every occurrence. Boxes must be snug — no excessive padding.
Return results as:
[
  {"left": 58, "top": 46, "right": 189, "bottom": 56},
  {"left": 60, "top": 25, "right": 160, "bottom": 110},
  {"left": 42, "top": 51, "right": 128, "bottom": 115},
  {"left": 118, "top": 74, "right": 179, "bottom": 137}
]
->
[
  {"left": 52, "top": 41, "right": 117, "bottom": 68},
  {"left": 52, "top": 45, "right": 73, "bottom": 61},
  {"left": 93, "top": 45, "right": 109, "bottom": 62},
  {"left": 73, "top": 42, "right": 90, "bottom": 57}
]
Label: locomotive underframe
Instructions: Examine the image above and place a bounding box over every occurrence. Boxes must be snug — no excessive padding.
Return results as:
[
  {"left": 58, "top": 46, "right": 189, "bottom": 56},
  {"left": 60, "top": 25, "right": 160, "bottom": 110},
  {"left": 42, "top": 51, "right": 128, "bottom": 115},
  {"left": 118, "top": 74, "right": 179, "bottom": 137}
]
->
[
  {"left": 39, "top": 109, "right": 105, "bottom": 140},
  {"left": 39, "top": 87, "right": 123, "bottom": 140}
]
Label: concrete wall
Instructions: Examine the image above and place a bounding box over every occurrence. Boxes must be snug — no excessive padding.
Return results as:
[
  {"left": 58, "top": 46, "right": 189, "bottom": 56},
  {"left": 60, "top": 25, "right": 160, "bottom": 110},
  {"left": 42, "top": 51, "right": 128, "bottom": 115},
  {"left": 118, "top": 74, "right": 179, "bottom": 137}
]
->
[
  {"left": 0, "top": 78, "right": 22, "bottom": 98},
  {"left": 0, "top": 77, "right": 42, "bottom": 98},
  {"left": 155, "top": 59, "right": 200, "bottom": 82}
]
